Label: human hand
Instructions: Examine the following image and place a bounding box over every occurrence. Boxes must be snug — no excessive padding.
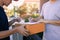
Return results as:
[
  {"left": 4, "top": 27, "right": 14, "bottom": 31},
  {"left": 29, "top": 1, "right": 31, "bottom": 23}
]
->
[
  {"left": 39, "top": 19, "right": 47, "bottom": 23},
  {"left": 16, "top": 25, "right": 30, "bottom": 36}
]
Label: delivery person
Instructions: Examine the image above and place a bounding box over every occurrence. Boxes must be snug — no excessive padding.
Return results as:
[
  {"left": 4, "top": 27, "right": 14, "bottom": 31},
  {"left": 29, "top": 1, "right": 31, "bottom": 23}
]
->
[{"left": 0, "top": 0, "right": 29, "bottom": 40}]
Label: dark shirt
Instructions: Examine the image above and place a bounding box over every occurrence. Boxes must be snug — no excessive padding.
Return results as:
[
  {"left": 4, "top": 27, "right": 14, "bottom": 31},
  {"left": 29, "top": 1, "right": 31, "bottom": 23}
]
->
[{"left": 0, "top": 6, "right": 10, "bottom": 40}]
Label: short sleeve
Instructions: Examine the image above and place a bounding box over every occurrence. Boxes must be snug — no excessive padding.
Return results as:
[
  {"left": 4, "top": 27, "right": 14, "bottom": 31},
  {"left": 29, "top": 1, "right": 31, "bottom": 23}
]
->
[
  {"left": 0, "top": 7, "right": 9, "bottom": 31},
  {"left": 40, "top": 5, "right": 45, "bottom": 17}
]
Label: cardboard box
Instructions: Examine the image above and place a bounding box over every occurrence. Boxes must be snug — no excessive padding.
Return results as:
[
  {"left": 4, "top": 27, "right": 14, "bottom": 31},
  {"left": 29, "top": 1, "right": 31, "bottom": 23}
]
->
[{"left": 26, "top": 23, "right": 45, "bottom": 35}]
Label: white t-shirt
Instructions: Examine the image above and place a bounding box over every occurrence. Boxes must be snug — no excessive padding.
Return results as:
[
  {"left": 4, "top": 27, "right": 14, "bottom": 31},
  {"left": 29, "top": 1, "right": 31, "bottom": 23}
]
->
[{"left": 41, "top": 1, "right": 60, "bottom": 40}]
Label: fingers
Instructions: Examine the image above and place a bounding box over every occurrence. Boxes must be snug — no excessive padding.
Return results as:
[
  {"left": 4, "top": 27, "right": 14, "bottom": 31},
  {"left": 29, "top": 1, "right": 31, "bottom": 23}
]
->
[
  {"left": 18, "top": 31, "right": 27, "bottom": 36},
  {"left": 21, "top": 28, "right": 30, "bottom": 36},
  {"left": 16, "top": 26, "right": 30, "bottom": 36},
  {"left": 23, "top": 31, "right": 29, "bottom": 36},
  {"left": 24, "top": 29, "right": 30, "bottom": 36},
  {"left": 15, "top": 24, "right": 30, "bottom": 36},
  {"left": 18, "top": 29, "right": 30, "bottom": 36}
]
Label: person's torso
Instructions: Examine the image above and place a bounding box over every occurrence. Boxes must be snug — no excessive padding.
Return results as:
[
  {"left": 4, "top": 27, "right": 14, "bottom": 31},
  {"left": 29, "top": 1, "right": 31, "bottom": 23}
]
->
[
  {"left": 0, "top": 6, "right": 10, "bottom": 40},
  {"left": 42, "top": 1, "right": 60, "bottom": 40}
]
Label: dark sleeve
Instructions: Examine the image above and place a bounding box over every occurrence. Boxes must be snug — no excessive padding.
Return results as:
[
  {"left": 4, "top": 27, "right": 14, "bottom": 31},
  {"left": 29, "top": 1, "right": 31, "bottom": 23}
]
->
[{"left": 0, "top": 7, "right": 9, "bottom": 31}]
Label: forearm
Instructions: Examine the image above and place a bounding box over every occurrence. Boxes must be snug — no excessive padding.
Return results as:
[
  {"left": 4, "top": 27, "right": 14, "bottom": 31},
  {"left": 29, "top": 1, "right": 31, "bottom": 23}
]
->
[
  {"left": 0, "top": 28, "right": 16, "bottom": 39},
  {"left": 40, "top": 16, "right": 60, "bottom": 26},
  {"left": 43, "top": 20, "right": 60, "bottom": 26}
]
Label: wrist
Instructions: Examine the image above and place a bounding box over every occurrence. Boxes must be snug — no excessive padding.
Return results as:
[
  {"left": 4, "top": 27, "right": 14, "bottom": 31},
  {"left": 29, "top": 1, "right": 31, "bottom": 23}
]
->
[
  {"left": 12, "top": 28, "right": 18, "bottom": 34},
  {"left": 43, "top": 20, "right": 51, "bottom": 24},
  {"left": 40, "top": 19, "right": 49, "bottom": 24},
  {"left": 13, "top": 27, "right": 20, "bottom": 33}
]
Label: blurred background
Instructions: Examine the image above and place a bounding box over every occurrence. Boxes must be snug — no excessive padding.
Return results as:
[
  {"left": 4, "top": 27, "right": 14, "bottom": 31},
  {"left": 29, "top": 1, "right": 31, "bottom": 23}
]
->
[{"left": 3, "top": 0, "right": 49, "bottom": 40}]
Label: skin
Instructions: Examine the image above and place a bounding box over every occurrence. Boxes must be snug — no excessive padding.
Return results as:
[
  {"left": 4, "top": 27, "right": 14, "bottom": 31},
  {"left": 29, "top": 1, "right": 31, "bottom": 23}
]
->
[
  {"left": 50, "top": 0, "right": 57, "bottom": 4},
  {"left": 0, "top": 0, "right": 29, "bottom": 39},
  {"left": 40, "top": 0, "right": 60, "bottom": 26},
  {"left": 32, "top": 0, "right": 60, "bottom": 26}
]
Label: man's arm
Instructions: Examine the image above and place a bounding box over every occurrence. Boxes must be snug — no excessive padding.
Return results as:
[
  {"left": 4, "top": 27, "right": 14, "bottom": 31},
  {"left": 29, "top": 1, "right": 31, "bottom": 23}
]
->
[
  {"left": 0, "top": 25, "right": 29, "bottom": 39},
  {"left": 40, "top": 16, "right": 60, "bottom": 26},
  {"left": 42, "top": 20, "right": 60, "bottom": 26},
  {"left": 0, "top": 28, "right": 16, "bottom": 39}
]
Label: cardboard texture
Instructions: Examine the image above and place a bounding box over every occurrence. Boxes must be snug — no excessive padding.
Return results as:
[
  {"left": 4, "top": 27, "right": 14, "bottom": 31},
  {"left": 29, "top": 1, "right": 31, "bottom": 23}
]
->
[{"left": 26, "top": 23, "right": 45, "bottom": 35}]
